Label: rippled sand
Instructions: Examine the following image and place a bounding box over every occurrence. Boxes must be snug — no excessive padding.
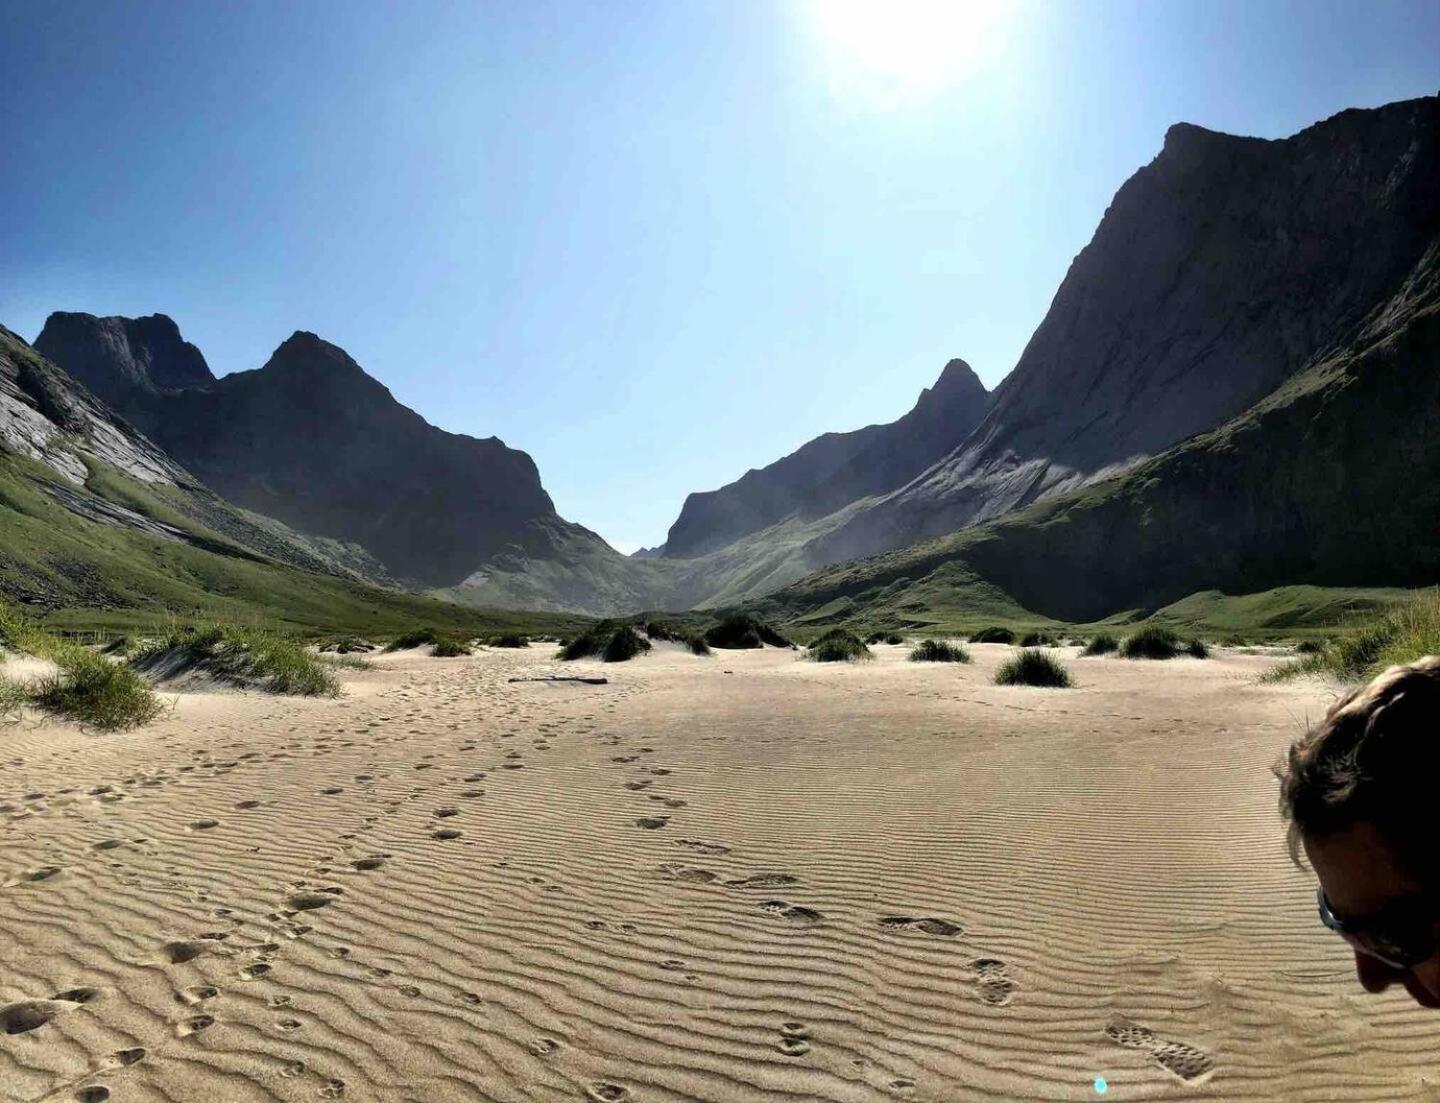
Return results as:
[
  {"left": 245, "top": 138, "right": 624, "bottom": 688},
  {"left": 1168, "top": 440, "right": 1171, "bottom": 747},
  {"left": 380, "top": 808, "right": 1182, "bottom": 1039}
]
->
[{"left": 0, "top": 643, "right": 1421, "bottom": 1102}]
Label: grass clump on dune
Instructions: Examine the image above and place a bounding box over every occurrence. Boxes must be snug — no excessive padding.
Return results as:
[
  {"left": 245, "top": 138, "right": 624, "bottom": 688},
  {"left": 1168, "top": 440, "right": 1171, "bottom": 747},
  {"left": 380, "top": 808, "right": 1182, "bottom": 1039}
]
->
[
  {"left": 866, "top": 631, "right": 905, "bottom": 645},
  {"left": 909, "top": 639, "right": 971, "bottom": 663},
  {"left": 1, "top": 601, "right": 162, "bottom": 730},
  {"left": 1120, "top": 626, "right": 1182, "bottom": 659},
  {"left": 1020, "top": 631, "right": 1058, "bottom": 647},
  {"left": 320, "top": 636, "right": 374, "bottom": 654},
  {"left": 1185, "top": 639, "right": 1211, "bottom": 659},
  {"left": 703, "top": 614, "right": 792, "bottom": 650},
  {"left": 384, "top": 627, "right": 443, "bottom": 652},
  {"left": 490, "top": 634, "right": 529, "bottom": 648},
  {"left": 969, "top": 626, "right": 1015, "bottom": 644},
  {"left": 430, "top": 636, "right": 471, "bottom": 658},
  {"left": 131, "top": 625, "right": 339, "bottom": 696},
  {"left": 1081, "top": 633, "right": 1119, "bottom": 656},
  {"left": 807, "top": 628, "right": 872, "bottom": 663},
  {"left": 559, "top": 621, "right": 653, "bottom": 663},
  {"left": 33, "top": 648, "right": 164, "bottom": 730},
  {"left": 995, "top": 648, "right": 1073, "bottom": 687},
  {"left": 1267, "top": 591, "right": 1440, "bottom": 682},
  {"left": 685, "top": 633, "right": 712, "bottom": 656}
]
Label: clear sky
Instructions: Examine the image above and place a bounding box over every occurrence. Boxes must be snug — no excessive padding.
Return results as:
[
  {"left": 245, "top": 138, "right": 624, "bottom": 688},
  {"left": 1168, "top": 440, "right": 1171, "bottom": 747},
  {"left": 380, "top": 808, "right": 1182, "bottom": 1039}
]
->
[{"left": 2, "top": 1, "right": 1437, "bottom": 552}]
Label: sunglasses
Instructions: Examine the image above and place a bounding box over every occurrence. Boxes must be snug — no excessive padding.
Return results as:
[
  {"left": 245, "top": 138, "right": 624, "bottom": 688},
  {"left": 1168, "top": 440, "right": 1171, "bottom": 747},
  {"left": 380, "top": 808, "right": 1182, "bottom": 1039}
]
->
[{"left": 1317, "top": 886, "right": 1440, "bottom": 970}]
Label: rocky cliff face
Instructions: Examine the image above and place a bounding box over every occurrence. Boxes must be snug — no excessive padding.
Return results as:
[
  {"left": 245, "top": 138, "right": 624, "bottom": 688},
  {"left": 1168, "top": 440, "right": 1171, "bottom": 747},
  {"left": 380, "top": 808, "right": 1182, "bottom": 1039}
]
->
[
  {"left": 815, "top": 94, "right": 1440, "bottom": 566},
  {"left": 35, "top": 312, "right": 214, "bottom": 409},
  {"left": 35, "top": 320, "right": 620, "bottom": 590},
  {"left": 663, "top": 358, "right": 990, "bottom": 558}
]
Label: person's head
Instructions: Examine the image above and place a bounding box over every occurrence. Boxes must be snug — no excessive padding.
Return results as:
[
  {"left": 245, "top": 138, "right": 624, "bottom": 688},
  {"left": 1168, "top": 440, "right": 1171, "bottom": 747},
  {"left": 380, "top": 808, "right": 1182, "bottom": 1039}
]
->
[{"left": 1277, "top": 656, "right": 1440, "bottom": 1007}]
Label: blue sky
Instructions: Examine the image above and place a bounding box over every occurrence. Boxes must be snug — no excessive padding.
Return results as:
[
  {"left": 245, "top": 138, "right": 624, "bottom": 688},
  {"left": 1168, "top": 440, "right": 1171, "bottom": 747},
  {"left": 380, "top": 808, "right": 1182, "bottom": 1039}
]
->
[{"left": 2, "top": 1, "right": 1437, "bottom": 552}]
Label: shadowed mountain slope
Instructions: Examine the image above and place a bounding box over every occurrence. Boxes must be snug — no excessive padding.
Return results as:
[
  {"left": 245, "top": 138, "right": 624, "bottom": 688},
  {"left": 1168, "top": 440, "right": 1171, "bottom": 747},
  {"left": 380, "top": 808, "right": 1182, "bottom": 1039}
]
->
[
  {"left": 0, "top": 326, "right": 580, "bottom": 635},
  {"left": 813, "top": 95, "right": 1440, "bottom": 566},
  {"left": 663, "top": 358, "right": 989, "bottom": 558}
]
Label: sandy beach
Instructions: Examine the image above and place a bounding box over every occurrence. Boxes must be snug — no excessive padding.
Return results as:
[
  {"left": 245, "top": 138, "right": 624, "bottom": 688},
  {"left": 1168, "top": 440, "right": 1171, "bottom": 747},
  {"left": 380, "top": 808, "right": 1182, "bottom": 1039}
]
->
[{"left": 0, "top": 643, "right": 1428, "bottom": 1102}]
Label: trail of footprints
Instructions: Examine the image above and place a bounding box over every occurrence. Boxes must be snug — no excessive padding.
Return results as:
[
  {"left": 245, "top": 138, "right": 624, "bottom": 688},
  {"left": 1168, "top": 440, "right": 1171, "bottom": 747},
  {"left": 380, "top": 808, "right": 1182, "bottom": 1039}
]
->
[{"left": 0, "top": 655, "right": 1216, "bottom": 1099}]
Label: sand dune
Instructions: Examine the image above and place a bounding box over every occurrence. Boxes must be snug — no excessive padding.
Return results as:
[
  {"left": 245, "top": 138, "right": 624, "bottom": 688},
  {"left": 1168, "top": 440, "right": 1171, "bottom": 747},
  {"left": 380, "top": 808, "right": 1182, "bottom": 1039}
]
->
[{"left": 0, "top": 643, "right": 1426, "bottom": 1102}]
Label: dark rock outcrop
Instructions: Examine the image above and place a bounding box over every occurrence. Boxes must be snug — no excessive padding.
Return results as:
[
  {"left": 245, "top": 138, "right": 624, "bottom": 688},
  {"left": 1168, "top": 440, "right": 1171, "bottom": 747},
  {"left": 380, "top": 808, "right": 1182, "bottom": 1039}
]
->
[
  {"left": 35, "top": 312, "right": 213, "bottom": 410},
  {"left": 663, "top": 357, "right": 989, "bottom": 558}
]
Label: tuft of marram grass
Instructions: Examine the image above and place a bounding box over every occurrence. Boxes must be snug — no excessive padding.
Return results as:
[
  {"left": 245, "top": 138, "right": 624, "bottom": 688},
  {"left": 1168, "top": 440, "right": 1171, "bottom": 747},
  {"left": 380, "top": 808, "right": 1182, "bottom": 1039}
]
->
[
  {"left": 1081, "top": 633, "right": 1119, "bottom": 656},
  {"left": 1, "top": 601, "right": 164, "bottom": 730},
  {"left": 807, "top": 629, "right": 872, "bottom": 663},
  {"left": 1020, "top": 631, "right": 1058, "bottom": 647},
  {"left": 909, "top": 639, "right": 971, "bottom": 663},
  {"left": 385, "top": 627, "right": 442, "bottom": 652},
  {"left": 969, "top": 626, "right": 1015, "bottom": 645},
  {"left": 704, "top": 614, "right": 792, "bottom": 650},
  {"left": 1120, "top": 626, "right": 1181, "bottom": 660},
  {"left": 1267, "top": 590, "right": 1440, "bottom": 683},
  {"left": 995, "top": 648, "right": 1072, "bottom": 687},
  {"left": 0, "top": 676, "right": 27, "bottom": 718},
  {"left": 131, "top": 624, "right": 339, "bottom": 696},
  {"left": 33, "top": 648, "right": 163, "bottom": 730},
  {"left": 1185, "top": 639, "right": 1211, "bottom": 659},
  {"left": 491, "top": 634, "right": 529, "bottom": 648},
  {"left": 430, "top": 637, "right": 471, "bottom": 658},
  {"left": 602, "top": 625, "right": 651, "bottom": 663},
  {"left": 685, "top": 633, "right": 712, "bottom": 656}
]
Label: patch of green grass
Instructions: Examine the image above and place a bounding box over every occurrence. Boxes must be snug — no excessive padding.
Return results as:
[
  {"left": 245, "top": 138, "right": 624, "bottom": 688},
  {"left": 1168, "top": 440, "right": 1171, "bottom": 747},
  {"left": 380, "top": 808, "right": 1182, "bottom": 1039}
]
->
[
  {"left": 704, "top": 614, "right": 792, "bottom": 650},
  {"left": 995, "top": 649, "right": 1072, "bottom": 687},
  {"left": 320, "top": 636, "right": 374, "bottom": 654},
  {"left": 1081, "top": 633, "right": 1119, "bottom": 656},
  {"left": 867, "top": 631, "right": 905, "bottom": 645},
  {"left": 1120, "top": 626, "right": 1182, "bottom": 660},
  {"left": 969, "top": 626, "right": 1015, "bottom": 644},
  {"left": 131, "top": 625, "right": 339, "bottom": 696},
  {"left": 1020, "top": 631, "right": 1058, "bottom": 647},
  {"left": 1266, "top": 590, "right": 1440, "bottom": 683},
  {"left": 909, "top": 639, "right": 971, "bottom": 663},
  {"left": 807, "top": 629, "right": 872, "bottom": 663}
]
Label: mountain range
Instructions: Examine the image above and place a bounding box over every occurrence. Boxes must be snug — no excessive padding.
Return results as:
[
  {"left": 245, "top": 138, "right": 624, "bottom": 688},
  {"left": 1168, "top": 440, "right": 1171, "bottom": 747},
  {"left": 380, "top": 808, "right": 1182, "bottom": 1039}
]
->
[{"left": 7, "top": 93, "right": 1438, "bottom": 627}]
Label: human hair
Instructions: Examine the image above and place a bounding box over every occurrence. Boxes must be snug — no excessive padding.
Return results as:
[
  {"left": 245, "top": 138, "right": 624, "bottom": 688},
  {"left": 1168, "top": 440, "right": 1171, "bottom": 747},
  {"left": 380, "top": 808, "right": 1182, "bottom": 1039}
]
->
[{"left": 1276, "top": 656, "right": 1440, "bottom": 874}]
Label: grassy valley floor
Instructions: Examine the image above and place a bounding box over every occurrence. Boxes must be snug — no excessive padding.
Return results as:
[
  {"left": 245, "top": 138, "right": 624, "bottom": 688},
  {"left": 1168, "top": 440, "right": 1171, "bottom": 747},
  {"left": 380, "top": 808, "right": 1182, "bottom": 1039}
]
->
[{"left": 0, "top": 642, "right": 1425, "bottom": 1102}]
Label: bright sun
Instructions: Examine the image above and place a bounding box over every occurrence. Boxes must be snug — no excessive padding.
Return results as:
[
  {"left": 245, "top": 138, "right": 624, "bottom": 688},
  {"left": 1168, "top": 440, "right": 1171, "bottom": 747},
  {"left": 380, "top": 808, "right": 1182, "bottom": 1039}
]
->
[{"left": 807, "top": 0, "right": 1008, "bottom": 101}]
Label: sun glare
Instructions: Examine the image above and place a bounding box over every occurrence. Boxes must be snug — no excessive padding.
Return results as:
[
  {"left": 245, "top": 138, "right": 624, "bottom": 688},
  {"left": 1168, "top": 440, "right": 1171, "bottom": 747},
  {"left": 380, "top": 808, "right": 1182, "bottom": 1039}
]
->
[{"left": 808, "top": 0, "right": 1008, "bottom": 102}]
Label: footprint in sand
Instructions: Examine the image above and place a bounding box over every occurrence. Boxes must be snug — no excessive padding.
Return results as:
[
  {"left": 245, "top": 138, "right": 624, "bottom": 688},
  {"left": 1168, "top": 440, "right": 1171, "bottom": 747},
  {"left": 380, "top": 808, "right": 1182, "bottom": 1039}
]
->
[
  {"left": 587, "top": 1083, "right": 630, "bottom": 1102},
  {"left": 178, "top": 985, "right": 219, "bottom": 1005},
  {"left": 760, "top": 900, "right": 824, "bottom": 925},
  {"left": 778, "top": 1021, "right": 812, "bottom": 1056},
  {"left": 676, "top": 839, "right": 731, "bottom": 855},
  {"left": 431, "top": 828, "right": 463, "bottom": 840},
  {"left": 286, "top": 890, "right": 340, "bottom": 912},
  {"left": 971, "top": 959, "right": 1018, "bottom": 1005},
  {"left": 113, "top": 1047, "right": 146, "bottom": 1067},
  {"left": 658, "top": 864, "right": 717, "bottom": 883},
  {"left": 240, "top": 962, "right": 272, "bottom": 979},
  {"left": 636, "top": 816, "right": 670, "bottom": 830},
  {"left": 726, "top": 873, "right": 798, "bottom": 889},
  {"left": 0, "top": 998, "right": 81, "bottom": 1035},
  {"left": 163, "top": 940, "right": 210, "bottom": 965},
  {"left": 433, "top": 807, "right": 460, "bottom": 818},
  {"left": 351, "top": 855, "right": 387, "bottom": 871},
  {"left": 1105, "top": 1019, "right": 1214, "bottom": 1081},
  {"left": 187, "top": 819, "right": 220, "bottom": 831},
  {"left": 52, "top": 987, "right": 100, "bottom": 1005},
  {"left": 879, "top": 916, "right": 964, "bottom": 937},
  {"left": 74, "top": 1086, "right": 110, "bottom": 1103},
  {"left": 176, "top": 1014, "right": 215, "bottom": 1037},
  {"left": 531, "top": 1037, "right": 560, "bottom": 1056},
  {"left": 5, "top": 865, "right": 63, "bottom": 886}
]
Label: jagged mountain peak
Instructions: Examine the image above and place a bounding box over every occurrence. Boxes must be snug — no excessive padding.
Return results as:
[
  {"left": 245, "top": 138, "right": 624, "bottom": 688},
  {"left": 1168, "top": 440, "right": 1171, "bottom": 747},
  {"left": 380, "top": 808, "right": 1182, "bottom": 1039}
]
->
[{"left": 35, "top": 310, "right": 214, "bottom": 405}]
